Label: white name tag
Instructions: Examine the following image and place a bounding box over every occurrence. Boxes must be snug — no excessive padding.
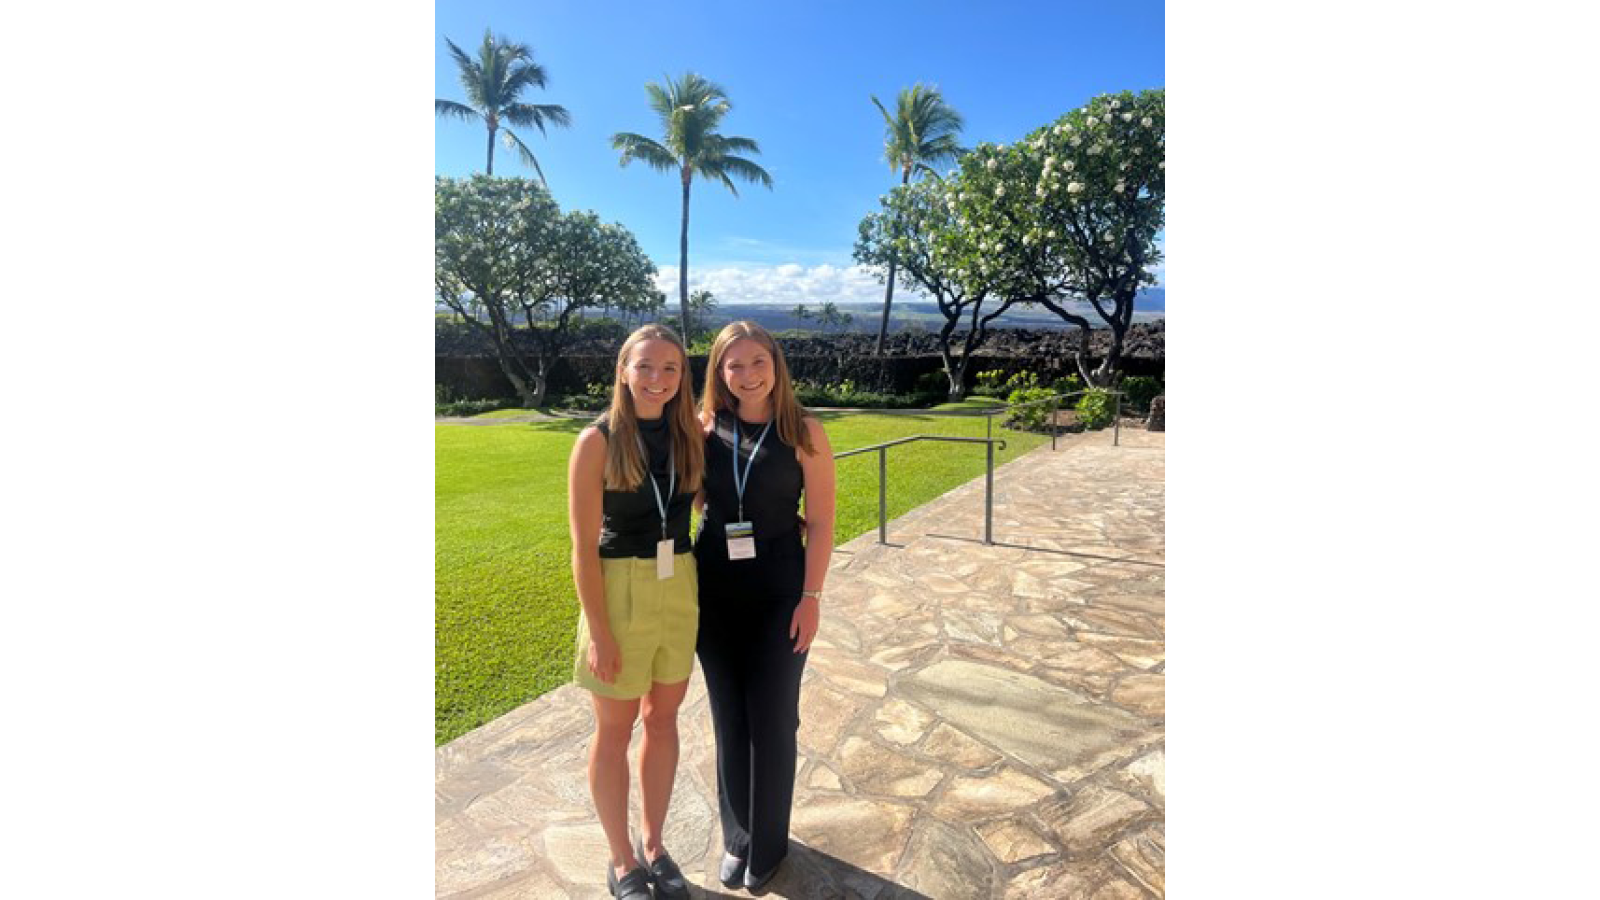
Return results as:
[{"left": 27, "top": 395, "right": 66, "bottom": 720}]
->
[
  {"left": 725, "top": 521, "right": 756, "bottom": 560},
  {"left": 656, "top": 539, "right": 675, "bottom": 580}
]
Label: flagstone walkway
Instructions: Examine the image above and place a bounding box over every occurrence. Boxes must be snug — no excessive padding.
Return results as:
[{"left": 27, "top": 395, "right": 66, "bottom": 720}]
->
[{"left": 436, "top": 428, "right": 1165, "bottom": 899}]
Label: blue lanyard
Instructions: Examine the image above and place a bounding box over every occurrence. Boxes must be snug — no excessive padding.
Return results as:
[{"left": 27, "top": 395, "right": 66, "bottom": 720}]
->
[
  {"left": 636, "top": 433, "right": 676, "bottom": 540},
  {"left": 732, "top": 418, "right": 773, "bottom": 522}
]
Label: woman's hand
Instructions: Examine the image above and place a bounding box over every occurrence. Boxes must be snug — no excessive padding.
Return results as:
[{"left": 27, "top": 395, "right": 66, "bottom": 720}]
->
[
  {"left": 790, "top": 595, "right": 820, "bottom": 654},
  {"left": 587, "top": 630, "right": 622, "bottom": 684}
]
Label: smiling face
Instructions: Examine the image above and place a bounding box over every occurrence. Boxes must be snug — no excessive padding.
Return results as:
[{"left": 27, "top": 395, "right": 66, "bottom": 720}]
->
[
  {"left": 621, "top": 338, "right": 683, "bottom": 418},
  {"left": 719, "top": 338, "right": 775, "bottom": 413}
]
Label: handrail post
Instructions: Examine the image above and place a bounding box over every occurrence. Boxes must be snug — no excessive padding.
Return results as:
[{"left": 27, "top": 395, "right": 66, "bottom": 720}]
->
[
  {"left": 1114, "top": 391, "right": 1121, "bottom": 447},
  {"left": 984, "top": 438, "right": 995, "bottom": 545},
  {"left": 1051, "top": 400, "right": 1058, "bottom": 451},
  {"left": 878, "top": 446, "right": 887, "bottom": 545},
  {"left": 986, "top": 410, "right": 992, "bottom": 444}
]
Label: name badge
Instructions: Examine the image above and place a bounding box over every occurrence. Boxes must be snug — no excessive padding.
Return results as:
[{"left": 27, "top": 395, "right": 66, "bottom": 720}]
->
[
  {"left": 725, "top": 521, "right": 756, "bottom": 560},
  {"left": 656, "top": 539, "right": 674, "bottom": 580}
]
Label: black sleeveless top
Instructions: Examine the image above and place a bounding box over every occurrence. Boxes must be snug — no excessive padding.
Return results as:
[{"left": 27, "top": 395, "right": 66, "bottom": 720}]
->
[
  {"left": 594, "top": 415, "right": 694, "bottom": 558},
  {"left": 698, "top": 410, "right": 805, "bottom": 543}
]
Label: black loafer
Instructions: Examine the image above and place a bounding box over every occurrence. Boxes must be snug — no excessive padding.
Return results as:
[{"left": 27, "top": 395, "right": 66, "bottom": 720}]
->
[
  {"left": 606, "top": 864, "right": 652, "bottom": 900},
  {"left": 744, "top": 857, "right": 782, "bottom": 893},
  {"left": 635, "top": 837, "right": 691, "bottom": 900},
  {"left": 719, "top": 850, "right": 747, "bottom": 888}
]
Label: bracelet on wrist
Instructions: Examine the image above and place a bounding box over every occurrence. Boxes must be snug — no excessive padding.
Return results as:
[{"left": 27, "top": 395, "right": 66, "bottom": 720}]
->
[{"left": 801, "top": 589, "right": 822, "bottom": 600}]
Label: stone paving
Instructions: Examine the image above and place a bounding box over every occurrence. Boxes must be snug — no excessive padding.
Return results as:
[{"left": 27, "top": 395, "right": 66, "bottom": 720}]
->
[{"left": 436, "top": 427, "right": 1165, "bottom": 899}]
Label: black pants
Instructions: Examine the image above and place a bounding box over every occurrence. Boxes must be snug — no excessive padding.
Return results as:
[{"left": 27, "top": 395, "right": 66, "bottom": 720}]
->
[{"left": 694, "top": 529, "right": 808, "bottom": 876}]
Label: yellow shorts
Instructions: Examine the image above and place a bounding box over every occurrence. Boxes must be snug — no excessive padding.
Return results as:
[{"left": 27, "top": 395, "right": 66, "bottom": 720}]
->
[{"left": 573, "top": 553, "right": 699, "bottom": 700}]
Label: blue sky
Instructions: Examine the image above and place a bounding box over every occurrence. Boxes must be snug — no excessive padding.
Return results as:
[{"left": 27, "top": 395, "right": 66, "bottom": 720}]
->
[{"left": 436, "top": 0, "right": 1165, "bottom": 304}]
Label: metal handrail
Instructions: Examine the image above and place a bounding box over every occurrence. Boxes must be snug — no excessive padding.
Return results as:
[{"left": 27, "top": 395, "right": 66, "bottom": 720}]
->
[{"left": 834, "top": 435, "right": 1007, "bottom": 546}]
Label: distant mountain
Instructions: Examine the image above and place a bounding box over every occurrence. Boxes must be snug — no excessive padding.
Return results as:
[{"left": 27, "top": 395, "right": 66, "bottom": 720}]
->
[
  {"left": 681, "top": 288, "right": 1165, "bottom": 334},
  {"left": 448, "top": 288, "right": 1165, "bottom": 335}
]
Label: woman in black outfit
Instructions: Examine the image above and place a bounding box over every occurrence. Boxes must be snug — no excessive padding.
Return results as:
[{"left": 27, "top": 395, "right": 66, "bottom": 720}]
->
[{"left": 694, "top": 321, "right": 836, "bottom": 892}]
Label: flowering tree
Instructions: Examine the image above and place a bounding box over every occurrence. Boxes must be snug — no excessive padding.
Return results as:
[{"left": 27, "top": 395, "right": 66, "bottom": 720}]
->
[
  {"left": 513, "top": 210, "right": 662, "bottom": 403},
  {"left": 947, "top": 89, "right": 1164, "bottom": 386},
  {"left": 855, "top": 177, "right": 1012, "bottom": 400},
  {"left": 435, "top": 175, "right": 660, "bottom": 406}
]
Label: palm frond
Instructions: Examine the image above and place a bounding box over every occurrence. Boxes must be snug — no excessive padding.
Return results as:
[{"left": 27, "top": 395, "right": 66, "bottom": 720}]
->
[
  {"left": 876, "top": 83, "right": 966, "bottom": 180},
  {"left": 612, "top": 132, "right": 680, "bottom": 172},
  {"left": 502, "top": 128, "right": 548, "bottom": 185},
  {"left": 501, "top": 60, "right": 550, "bottom": 98},
  {"left": 645, "top": 81, "right": 677, "bottom": 123},
  {"left": 503, "top": 102, "right": 572, "bottom": 134},
  {"left": 435, "top": 99, "right": 481, "bottom": 123},
  {"left": 870, "top": 94, "right": 895, "bottom": 128},
  {"left": 698, "top": 162, "right": 741, "bottom": 197},
  {"left": 710, "top": 135, "right": 761, "bottom": 155},
  {"left": 443, "top": 36, "right": 486, "bottom": 108},
  {"left": 713, "top": 155, "right": 773, "bottom": 190}
]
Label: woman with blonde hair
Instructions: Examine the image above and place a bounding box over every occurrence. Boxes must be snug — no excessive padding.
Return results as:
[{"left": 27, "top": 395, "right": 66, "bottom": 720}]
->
[
  {"left": 694, "top": 320, "right": 836, "bottom": 891},
  {"left": 568, "top": 323, "right": 704, "bottom": 900}
]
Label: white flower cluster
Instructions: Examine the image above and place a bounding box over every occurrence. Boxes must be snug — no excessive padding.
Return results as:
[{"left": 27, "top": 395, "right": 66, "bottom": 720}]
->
[
  {"left": 1067, "top": 182, "right": 1084, "bottom": 194},
  {"left": 1122, "top": 113, "right": 1133, "bottom": 122},
  {"left": 986, "top": 157, "right": 997, "bottom": 171},
  {"left": 1142, "top": 117, "right": 1153, "bottom": 128}
]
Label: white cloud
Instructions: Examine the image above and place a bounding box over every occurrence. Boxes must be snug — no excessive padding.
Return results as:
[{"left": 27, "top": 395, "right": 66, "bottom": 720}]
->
[{"left": 652, "top": 262, "right": 927, "bottom": 305}]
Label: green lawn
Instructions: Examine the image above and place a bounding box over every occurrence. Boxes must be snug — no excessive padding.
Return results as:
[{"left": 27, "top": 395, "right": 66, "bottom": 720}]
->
[
  {"left": 929, "top": 396, "right": 1007, "bottom": 411},
  {"left": 435, "top": 411, "right": 1045, "bottom": 744}
]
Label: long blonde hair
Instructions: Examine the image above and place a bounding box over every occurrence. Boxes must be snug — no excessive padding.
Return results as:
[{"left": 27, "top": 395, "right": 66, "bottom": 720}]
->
[
  {"left": 601, "top": 324, "right": 704, "bottom": 492},
  {"left": 701, "top": 320, "right": 815, "bottom": 456}
]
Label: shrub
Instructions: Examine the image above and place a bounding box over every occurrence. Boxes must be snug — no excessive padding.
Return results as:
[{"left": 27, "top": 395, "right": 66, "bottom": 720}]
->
[
  {"left": 1120, "top": 376, "right": 1162, "bottom": 412},
  {"left": 792, "top": 379, "right": 920, "bottom": 409},
  {"left": 1051, "top": 373, "right": 1084, "bottom": 397},
  {"left": 435, "top": 398, "right": 514, "bottom": 417},
  {"left": 1075, "top": 388, "right": 1115, "bottom": 430},
  {"left": 973, "top": 369, "right": 1009, "bottom": 397},
  {"left": 553, "top": 390, "right": 608, "bottom": 412},
  {"left": 1003, "top": 385, "right": 1058, "bottom": 431},
  {"left": 915, "top": 369, "right": 948, "bottom": 395},
  {"left": 1002, "top": 370, "right": 1040, "bottom": 394}
]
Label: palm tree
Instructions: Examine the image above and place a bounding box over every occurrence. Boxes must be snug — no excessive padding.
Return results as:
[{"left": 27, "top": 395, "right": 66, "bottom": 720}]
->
[
  {"left": 792, "top": 303, "right": 811, "bottom": 329},
  {"left": 869, "top": 84, "right": 965, "bottom": 354},
  {"left": 688, "top": 288, "right": 718, "bottom": 336},
  {"left": 436, "top": 30, "right": 572, "bottom": 182},
  {"left": 613, "top": 73, "right": 772, "bottom": 338},
  {"left": 819, "top": 301, "right": 841, "bottom": 333}
]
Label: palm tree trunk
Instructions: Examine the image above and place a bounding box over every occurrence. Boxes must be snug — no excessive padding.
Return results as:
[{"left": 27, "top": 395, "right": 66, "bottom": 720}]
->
[
  {"left": 875, "top": 168, "right": 913, "bottom": 356},
  {"left": 486, "top": 125, "right": 496, "bottom": 175},
  {"left": 679, "top": 172, "right": 692, "bottom": 339}
]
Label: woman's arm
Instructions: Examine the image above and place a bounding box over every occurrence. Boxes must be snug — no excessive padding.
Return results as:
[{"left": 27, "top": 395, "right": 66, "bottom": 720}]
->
[
  {"left": 790, "top": 416, "right": 835, "bottom": 653},
  {"left": 568, "top": 427, "right": 619, "bottom": 683},
  {"left": 694, "top": 410, "right": 713, "bottom": 517}
]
